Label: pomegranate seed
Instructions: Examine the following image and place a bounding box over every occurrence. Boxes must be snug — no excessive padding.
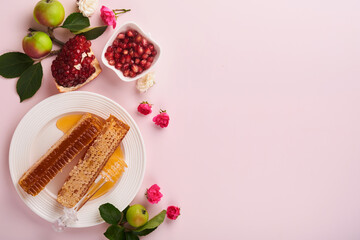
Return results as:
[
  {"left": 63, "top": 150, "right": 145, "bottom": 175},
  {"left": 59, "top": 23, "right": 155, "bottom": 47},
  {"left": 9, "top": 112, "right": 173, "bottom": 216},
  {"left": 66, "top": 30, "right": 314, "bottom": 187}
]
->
[
  {"left": 116, "top": 47, "right": 122, "bottom": 53},
  {"left": 135, "top": 35, "right": 142, "bottom": 43},
  {"left": 106, "top": 52, "right": 114, "bottom": 58},
  {"left": 131, "top": 64, "right": 139, "bottom": 73},
  {"left": 129, "top": 50, "right": 134, "bottom": 57},
  {"left": 123, "top": 49, "right": 128, "bottom": 55},
  {"left": 129, "top": 70, "right": 136, "bottom": 77},
  {"left": 107, "top": 46, "right": 113, "bottom": 52},
  {"left": 140, "top": 59, "right": 147, "bottom": 66},
  {"left": 109, "top": 59, "right": 115, "bottom": 65},
  {"left": 148, "top": 44, "right": 154, "bottom": 51},
  {"left": 123, "top": 63, "right": 130, "bottom": 70},
  {"left": 141, "top": 38, "right": 148, "bottom": 47},
  {"left": 126, "top": 30, "right": 134, "bottom": 37},
  {"left": 120, "top": 56, "right": 126, "bottom": 64},
  {"left": 135, "top": 58, "right": 140, "bottom": 64},
  {"left": 144, "top": 62, "right": 151, "bottom": 69},
  {"left": 137, "top": 46, "right": 144, "bottom": 55},
  {"left": 142, "top": 54, "right": 149, "bottom": 59},
  {"left": 113, "top": 39, "right": 119, "bottom": 46},
  {"left": 115, "top": 53, "right": 121, "bottom": 59},
  {"left": 147, "top": 56, "right": 154, "bottom": 63},
  {"left": 123, "top": 69, "right": 130, "bottom": 77},
  {"left": 138, "top": 66, "right": 143, "bottom": 73},
  {"left": 85, "top": 56, "right": 93, "bottom": 65},
  {"left": 117, "top": 33, "right": 125, "bottom": 39},
  {"left": 145, "top": 48, "right": 151, "bottom": 55},
  {"left": 115, "top": 63, "right": 122, "bottom": 69},
  {"left": 151, "top": 50, "right": 157, "bottom": 56},
  {"left": 125, "top": 55, "right": 131, "bottom": 63}
]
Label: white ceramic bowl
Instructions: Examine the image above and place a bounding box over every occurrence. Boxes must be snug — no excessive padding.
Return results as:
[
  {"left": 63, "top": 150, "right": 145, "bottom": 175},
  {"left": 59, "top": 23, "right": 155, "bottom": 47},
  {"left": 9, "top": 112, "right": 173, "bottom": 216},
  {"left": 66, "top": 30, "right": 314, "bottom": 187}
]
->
[{"left": 101, "top": 21, "right": 161, "bottom": 82}]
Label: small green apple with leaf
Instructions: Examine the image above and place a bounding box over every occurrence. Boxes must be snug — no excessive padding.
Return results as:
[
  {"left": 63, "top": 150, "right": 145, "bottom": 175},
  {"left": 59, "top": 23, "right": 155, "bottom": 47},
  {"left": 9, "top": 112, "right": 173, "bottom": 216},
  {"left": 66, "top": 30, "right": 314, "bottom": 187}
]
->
[
  {"left": 33, "top": 0, "right": 65, "bottom": 27},
  {"left": 22, "top": 31, "right": 52, "bottom": 59}
]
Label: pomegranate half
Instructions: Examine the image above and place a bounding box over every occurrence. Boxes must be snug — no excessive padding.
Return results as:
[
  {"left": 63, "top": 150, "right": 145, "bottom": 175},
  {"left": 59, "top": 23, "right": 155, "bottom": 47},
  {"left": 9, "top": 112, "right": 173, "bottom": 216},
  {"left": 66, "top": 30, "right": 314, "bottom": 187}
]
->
[{"left": 51, "top": 35, "right": 101, "bottom": 92}]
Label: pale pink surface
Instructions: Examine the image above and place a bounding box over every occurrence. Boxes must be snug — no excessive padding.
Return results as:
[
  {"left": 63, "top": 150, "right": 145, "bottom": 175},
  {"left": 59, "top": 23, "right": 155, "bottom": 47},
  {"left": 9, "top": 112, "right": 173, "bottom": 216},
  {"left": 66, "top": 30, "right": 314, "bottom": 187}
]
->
[{"left": 1, "top": 0, "right": 360, "bottom": 239}]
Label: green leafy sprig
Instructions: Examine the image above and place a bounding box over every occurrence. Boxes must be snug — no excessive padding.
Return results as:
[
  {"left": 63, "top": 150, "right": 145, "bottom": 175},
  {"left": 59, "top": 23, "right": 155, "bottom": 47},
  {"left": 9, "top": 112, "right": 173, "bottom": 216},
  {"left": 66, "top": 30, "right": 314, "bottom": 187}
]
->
[
  {"left": 99, "top": 203, "right": 166, "bottom": 240},
  {"left": 0, "top": 12, "right": 108, "bottom": 102}
]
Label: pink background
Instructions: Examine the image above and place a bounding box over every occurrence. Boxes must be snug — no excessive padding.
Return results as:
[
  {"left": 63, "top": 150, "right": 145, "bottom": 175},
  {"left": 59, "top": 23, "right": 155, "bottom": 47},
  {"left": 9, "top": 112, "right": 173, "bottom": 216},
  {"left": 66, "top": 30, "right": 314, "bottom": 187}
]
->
[{"left": 1, "top": 0, "right": 360, "bottom": 239}]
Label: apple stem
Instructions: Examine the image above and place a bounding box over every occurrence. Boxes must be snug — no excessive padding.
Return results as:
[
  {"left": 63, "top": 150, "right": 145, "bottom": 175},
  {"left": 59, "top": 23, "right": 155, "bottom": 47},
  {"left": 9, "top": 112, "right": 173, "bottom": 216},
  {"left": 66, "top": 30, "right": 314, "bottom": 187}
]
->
[
  {"left": 51, "top": 37, "right": 65, "bottom": 47},
  {"left": 47, "top": 27, "right": 65, "bottom": 46},
  {"left": 49, "top": 50, "right": 60, "bottom": 56},
  {"left": 34, "top": 50, "right": 60, "bottom": 63},
  {"left": 28, "top": 28, "right": 37, "bottom": 32}
]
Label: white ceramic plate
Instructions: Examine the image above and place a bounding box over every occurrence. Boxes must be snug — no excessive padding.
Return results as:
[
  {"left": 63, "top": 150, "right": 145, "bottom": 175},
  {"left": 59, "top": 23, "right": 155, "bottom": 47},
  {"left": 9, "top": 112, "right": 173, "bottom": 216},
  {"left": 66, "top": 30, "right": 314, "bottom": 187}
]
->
[{"left": 9, "top": 91, "right": 146, "bottom": 227}]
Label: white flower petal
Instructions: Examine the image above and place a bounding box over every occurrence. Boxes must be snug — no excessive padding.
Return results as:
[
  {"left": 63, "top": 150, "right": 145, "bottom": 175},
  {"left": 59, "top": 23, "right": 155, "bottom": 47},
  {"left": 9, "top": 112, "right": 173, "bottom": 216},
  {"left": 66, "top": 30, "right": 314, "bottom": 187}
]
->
[
  {"left": 77, "top": 0, "right": 98, "bottom": 17},
  {"left": 136, "top": 72, "right": 155, "bottom": 92}
]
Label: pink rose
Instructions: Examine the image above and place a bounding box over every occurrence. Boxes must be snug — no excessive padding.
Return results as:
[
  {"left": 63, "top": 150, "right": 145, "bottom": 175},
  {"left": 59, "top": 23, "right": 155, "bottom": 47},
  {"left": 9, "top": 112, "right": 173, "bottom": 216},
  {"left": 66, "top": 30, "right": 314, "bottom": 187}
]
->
[
  {"left": 152, "top": 110, "right": 170, "bottom": 128},
  {"left": 166, "top": 206, "right": 180, "bottom": 220},
  {"left": 100, "top": 6, "right": 116, "bottom": 29},
  {"left": 137, "top": 101, "right": 152, "bottom": 115},
  {"left": 146, "top": 184, "right": 163, "bottom": 204}
]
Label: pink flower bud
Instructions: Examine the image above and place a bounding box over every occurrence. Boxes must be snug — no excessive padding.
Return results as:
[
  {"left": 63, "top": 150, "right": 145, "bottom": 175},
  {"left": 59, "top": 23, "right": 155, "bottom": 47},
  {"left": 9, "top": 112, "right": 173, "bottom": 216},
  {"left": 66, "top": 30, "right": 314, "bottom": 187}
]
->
[
  {"left": 166, "top": 206, "right": 180, "bottom": 220},
  {"left": 100, "top": 6, "right": 116, "bottom": 29},
  {"left": 152, "top": 110, "right": 170, "bottom": 128},
  {"left": 146, "top": 184, "right": 163, "bottom": 204},
  {"left": 137, "top": 102, "right": 152, "bottom": 115}
]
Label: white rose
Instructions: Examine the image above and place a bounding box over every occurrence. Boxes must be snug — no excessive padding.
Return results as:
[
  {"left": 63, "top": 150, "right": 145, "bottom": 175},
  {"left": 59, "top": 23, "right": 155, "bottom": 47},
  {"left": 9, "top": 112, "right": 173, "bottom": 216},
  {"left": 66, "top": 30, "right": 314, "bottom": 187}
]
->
[
  {"left": 136, "top": 72, "right": 155, "bottom": 92},
  {"left": 77, "top": 0, "right": 98, "bottom": 17}
]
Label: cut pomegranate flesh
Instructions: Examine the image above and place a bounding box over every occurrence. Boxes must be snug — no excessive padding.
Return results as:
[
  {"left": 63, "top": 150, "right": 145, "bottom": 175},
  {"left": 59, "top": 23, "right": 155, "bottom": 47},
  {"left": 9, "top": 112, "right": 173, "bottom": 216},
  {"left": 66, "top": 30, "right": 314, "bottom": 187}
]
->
[
  {"left": 105, "top": 29, "right": 157, "bottom": 78},
  {"left": 51, "top": 35, "right": 96, "bottom": 88}
]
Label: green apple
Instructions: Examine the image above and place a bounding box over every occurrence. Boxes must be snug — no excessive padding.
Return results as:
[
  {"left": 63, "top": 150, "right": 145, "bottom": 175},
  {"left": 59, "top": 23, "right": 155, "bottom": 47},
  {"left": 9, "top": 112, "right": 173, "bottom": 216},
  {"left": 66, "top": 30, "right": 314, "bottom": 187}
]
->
[
  {"left": 126, "top": 204, "right": 149, "bottom": 228},
  {"left": 22, "top": 32, "right": 52, "bottom": 59},
  {"left": 33, "top": 0, "right": 65, "bottom": 27}
]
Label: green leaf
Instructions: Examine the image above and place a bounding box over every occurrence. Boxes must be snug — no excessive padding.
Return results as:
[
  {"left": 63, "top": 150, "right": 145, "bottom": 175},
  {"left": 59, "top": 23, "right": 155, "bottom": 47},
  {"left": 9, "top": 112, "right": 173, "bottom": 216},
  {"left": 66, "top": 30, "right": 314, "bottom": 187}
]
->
[
  {"left": 125, "top": 232, "right": 139, "bottom": 240},
  {"left": 16, "top": 62, "right": 42, "bottom": 102},
  {"left": 0, "top": 52, "right": 34, "bottom": 78},
  {"left": 120, "top": 206, "right": 130, "bottom": 224},
  {"left": 134, "top": 227, "right": 157, "bottom": 236},
  {"left": 61, "top": 13, "right": 90, "bottom": 32},
  {"left": 104, "top": 225, "right": 125, "bottom": 240},
  {"left": 99, "top": 203, "right": 123, "bottom": 225},
  {"left": 73, "top": 26, "right": 108, "bottom": 40},
  {"left": 134, "top": 210, "right": 166, "bottom": 233}
]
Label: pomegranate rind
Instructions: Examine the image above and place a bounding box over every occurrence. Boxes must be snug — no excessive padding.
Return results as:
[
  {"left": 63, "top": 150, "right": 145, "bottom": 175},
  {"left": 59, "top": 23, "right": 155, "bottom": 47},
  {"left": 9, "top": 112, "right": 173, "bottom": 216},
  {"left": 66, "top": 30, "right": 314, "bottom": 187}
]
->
[{"left": 54, "top": 49, "right": 102, "bottom": 93}]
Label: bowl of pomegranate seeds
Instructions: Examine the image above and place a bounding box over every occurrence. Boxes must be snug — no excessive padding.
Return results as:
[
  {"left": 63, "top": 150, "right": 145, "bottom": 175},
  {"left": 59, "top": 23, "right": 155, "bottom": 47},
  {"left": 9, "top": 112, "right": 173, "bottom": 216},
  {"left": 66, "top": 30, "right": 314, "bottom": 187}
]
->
[{"left": 102, "top": 22, "right": 160, "bottom": 81}]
